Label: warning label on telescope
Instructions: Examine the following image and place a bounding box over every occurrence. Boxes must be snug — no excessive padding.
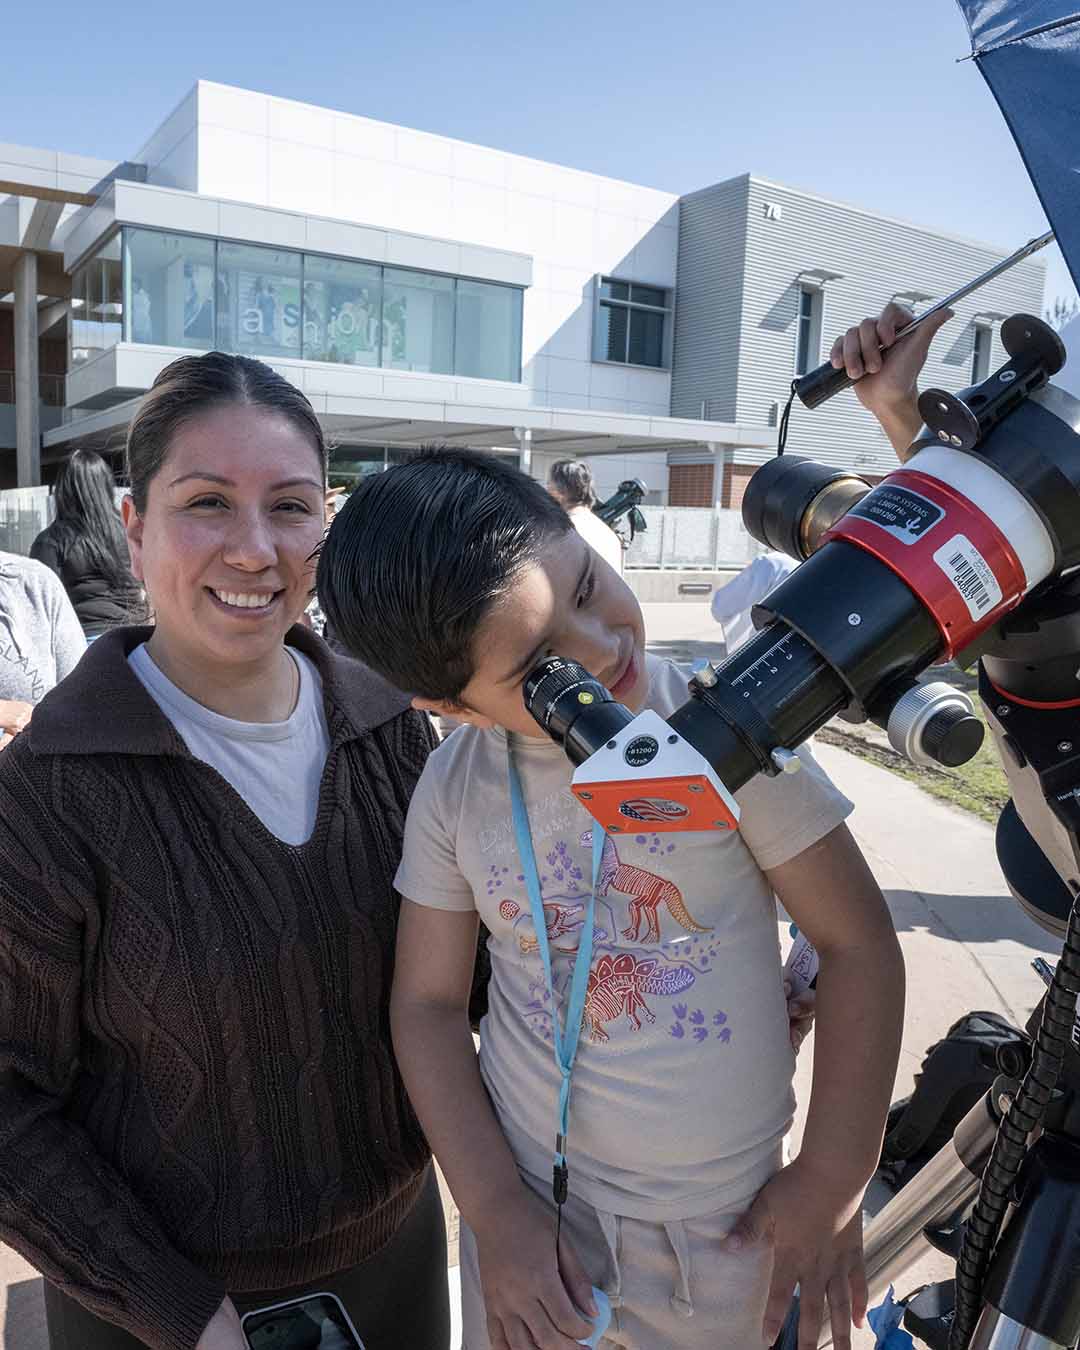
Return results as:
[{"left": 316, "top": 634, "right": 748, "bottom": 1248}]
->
[
  {"left": 848, "top": 485, "right": 944, "bottom": 544},
  {"left": 933, "top": 533, "right": 1002, "bottom": 621}
]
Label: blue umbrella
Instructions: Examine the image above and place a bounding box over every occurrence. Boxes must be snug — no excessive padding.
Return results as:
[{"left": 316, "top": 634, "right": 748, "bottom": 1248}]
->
[{"left": 955, "top": 1, "right": 1080, "bottom": 293}]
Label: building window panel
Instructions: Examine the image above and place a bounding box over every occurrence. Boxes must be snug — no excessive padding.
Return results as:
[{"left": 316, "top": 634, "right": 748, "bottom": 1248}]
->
[
  {"left": 123, "top": 228, "right": 216, "bottom": 351},
  {"left": 85, "top": 250, "right": 107, "bottom": 358},
  {"left": 597, "top": 301, "right": 630, "bottom": 363},
  {"left": 594, "top": 275, "right": 670, "bottom": 369},
  {"left": 454, "top": 279, "right": 522, "bottom": 381},
  {"left": 971, "top": 322, "right": 992, "bottom": 383},
  {"left": 302, "top": 255, "right": 382, "bottom": 366},
  {"left": 217, "top": 242, "right": 303, "bottom": 359},
  {"left": 98, "top": 237, "right": 124, "bottom": 352},
  {"left": 628, "top": 308, "right": 664, "bottom": 367},
  {"left": 69, "top": 262, "right": 91, "bottom": 367},
  {"left": 794, "top": 285, "right": 823, "bottom": 377},
  {"left": 69, "top": 236, "right": 123, "bottom": 367},
  {"left": 629, "top": 283, "right": 666, "bottom": 308},
  {"left": 109, "top": 226, "right": 524, "bottom": 382},
  {"left": 328, "top": 444, "right": 389, "bottom": 490},
  {"left": 382, "top": 269, "right": 455, "bottom": 374}
]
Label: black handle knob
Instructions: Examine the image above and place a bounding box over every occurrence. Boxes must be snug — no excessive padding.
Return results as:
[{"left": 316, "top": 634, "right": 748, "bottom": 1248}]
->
[
  {"left": 795, "top": 359, "right": 854, "bottom": 410},
  {"left": 922, "top": 706, "right": 985, "bottom": 768}
]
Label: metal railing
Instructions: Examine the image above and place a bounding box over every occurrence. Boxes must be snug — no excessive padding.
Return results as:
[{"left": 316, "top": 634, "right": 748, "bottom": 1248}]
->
[
  {"left": 624, "top": 506, "right": 765, "bottom": 570},
  {"left": 0, "top": 371, "right": 66, "bottom": 407},
  {"left": 0, "top": 485, "right": 54, "bottom": 556}
]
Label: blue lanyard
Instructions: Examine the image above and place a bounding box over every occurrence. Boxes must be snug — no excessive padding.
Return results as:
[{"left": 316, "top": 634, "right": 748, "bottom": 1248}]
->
[{"left": 508, "top": 744, "right": 605, "bottom": 1193}]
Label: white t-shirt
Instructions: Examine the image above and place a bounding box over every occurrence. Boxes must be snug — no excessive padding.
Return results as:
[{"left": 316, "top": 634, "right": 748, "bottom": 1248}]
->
[
  {"left": 128, "top": 643, "right": 331, "bottom": 846},
  {"left": 711, "top": 552, "right": 799, "bottom": 653},
  {"left": 395, "top": 655, "right": 852, "bottom": 1219},
  {"left": 569, "top": 505, "right": 624, "bottom": 574}
]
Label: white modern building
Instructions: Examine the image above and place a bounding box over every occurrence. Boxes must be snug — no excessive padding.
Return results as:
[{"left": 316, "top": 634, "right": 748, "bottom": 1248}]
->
[{"left": 0, "top": 81, "right": 1047, "bottom": 507}]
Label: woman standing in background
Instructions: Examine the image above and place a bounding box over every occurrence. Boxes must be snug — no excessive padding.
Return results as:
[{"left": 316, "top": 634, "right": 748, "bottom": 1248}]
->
[
  {"left": 0, "top": 549, "right": 85, "bottom": 748},
  {"left": 31, "top": 448, "right": 142, "bottom": 637},
  {"left": 546, "top": 458, "right": 625, "bottom": 574}
]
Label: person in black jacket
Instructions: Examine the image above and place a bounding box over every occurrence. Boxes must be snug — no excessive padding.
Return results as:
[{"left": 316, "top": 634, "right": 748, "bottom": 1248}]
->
[{"left": 31, "top": 448, "right": 143, "bottom": 637}]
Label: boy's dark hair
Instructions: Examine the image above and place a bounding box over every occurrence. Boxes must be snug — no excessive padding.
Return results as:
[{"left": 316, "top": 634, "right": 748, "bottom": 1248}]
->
[{"left": 317, "top": 448, "right": 572, "bottom": 702}]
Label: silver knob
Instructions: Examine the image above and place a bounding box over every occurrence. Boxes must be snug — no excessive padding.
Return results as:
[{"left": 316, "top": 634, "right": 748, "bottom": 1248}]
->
[
  {"left": 771, "top": 748, "right": 802, "bottom": 775},
  {"left": 691, "top": 659, "right": 718, "bottom": 689}
]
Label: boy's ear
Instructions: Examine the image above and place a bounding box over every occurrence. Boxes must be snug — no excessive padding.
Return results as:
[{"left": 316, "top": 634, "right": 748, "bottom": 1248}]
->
[{"left": 410, "top": 695, "right": 496, "bottom": 730}]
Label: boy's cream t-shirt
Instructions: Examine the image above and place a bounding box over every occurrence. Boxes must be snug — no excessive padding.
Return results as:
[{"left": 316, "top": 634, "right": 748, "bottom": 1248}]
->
[{"left": 395, "top": 656, "right": 853, "bottom": 1220}]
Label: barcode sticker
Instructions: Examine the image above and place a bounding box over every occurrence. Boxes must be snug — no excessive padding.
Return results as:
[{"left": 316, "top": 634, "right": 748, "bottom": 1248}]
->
[{"left": 932, "top": 533, "right": 1002, "bottom": 621}]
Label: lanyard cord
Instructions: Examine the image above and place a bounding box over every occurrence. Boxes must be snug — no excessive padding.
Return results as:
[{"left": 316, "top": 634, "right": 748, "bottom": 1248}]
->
[
  {"left": 508, "top": 744, "right": 605, "bottom": 1239},
  {"left": 777, "top": 379, "right": 798, "bottom": 455}
]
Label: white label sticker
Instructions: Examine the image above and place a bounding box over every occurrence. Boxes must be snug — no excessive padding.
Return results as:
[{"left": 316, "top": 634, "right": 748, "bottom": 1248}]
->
[
  {"left": 849, "top": 483, "right": 945, "bottom": 544},
  {"left": 932, "top": 533, "right": 1003, "bottom": 621}
]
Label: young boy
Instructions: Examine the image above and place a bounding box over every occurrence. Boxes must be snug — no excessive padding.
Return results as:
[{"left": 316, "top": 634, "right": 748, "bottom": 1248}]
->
[{"left": 317, "top": 450, "right": 904, "bottom": 1350}]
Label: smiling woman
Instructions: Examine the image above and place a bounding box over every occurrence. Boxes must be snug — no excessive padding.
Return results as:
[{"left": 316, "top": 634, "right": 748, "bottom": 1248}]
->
[{"left": 0, "top": 352, "right": 450, "bottom": 1350}]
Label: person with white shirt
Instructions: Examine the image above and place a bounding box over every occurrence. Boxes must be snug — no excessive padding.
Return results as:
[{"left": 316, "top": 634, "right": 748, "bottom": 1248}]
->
[
  {"left": 711, "top": 550, "right": 799, "bottom": 655},
  {"left": 547, "top": 458, "right": 624, "bottom": 574}
]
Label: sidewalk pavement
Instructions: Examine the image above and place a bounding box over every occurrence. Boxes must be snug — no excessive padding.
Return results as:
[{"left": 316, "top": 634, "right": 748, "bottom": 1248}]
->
[{"left": 1, "top": 603, "right": 1059, "bottom": 1347}]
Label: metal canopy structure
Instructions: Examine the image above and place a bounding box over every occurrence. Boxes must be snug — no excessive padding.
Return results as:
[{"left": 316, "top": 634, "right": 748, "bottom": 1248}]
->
[{"left": 42, "top": 389, "right": 773, "bottom": 467}]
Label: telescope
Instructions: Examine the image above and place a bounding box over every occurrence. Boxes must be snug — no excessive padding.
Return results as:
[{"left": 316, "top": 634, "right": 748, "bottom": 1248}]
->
[{"left": 593, "top": 477, "right": 648, "bottom": 542}]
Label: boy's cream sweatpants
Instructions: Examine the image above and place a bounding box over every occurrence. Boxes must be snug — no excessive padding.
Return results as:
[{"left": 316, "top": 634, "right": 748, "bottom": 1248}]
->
[{"left": 459, "top": 1160, "right": 777, "bottom": 1350}]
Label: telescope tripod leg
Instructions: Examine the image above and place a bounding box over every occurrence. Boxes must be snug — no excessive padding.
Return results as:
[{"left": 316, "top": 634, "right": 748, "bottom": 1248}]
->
[{"left": 814, "top": 1084, "right": 1008, "bottom": 1348}]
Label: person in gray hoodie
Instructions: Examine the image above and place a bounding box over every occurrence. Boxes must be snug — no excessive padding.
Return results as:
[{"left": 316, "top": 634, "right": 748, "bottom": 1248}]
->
[{"left": 0, "top": 550, "right": 86, "bottom": 749}]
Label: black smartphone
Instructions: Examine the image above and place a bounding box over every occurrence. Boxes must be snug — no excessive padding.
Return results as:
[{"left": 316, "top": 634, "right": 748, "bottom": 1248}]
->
[{"left": 240, "top": 1292, "right": 365, "bottom": 1350}]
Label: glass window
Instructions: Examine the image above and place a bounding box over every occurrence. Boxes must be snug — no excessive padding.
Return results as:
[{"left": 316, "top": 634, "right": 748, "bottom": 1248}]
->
[
  {"left": 98, "top": 236, "right": 124, "bottom": 351},
  {"left": 69, "top": 262, "right": 91, "bottom": 367},
  {"left": 795, "top": 286, "right": 820, "bottom": 377},
  {"left": 84, "top": 256, "right": 106, "bottom": 359},
  {"left": 971, "top": 323, "right": 991, "bottom": 383},
  {"left": 70, "top": 235, "right": 122, "bottom": 366},
  {"left": 454, "top": 280, "right": 522, "bottom": 381},
  {"left": 328, "top": 444, "right": 388, "bottom": 491},
  {"left": 123, "top": 228, "right": 216, "bottom": 350},
  {"left": 302, "top": 255, "right": 382, "bottom": 366},
  {"left": 596, "top": 302, "right": 630, "bottom": 363},
  {"left": 217, "top": 242, "right": 303, "bottom": 359},
  {"left": 630, "top": 283, "right": 666, "bottom": 308},
  {"left": 381, "top": 269, "right": 455, "bottom": 373},
  {"left": 594, "top": 275, "right": 669, "bottom": 368},
  {"left": 628, "top": 308, "right": 664, "bottom": 367},
  {"left": 108, "top": 228, "right": 524, "bottom": 382}
]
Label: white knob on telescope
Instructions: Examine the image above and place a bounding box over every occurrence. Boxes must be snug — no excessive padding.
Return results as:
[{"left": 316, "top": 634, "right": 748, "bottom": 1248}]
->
[
  {"left": 691, "top": 659, "right": 718, "bottom": 688},
  {"left": 771, "top": 748, "right": 802, "bottom": 775}
]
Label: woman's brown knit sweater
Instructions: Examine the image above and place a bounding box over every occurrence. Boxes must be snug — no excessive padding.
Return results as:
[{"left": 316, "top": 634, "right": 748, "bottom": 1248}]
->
[{"left": 0, "top": 626, "right": 435, "bottom": 1349}]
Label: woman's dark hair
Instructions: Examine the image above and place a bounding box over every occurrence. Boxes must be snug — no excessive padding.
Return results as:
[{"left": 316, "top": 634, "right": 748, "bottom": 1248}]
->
[
  {"left": 317, "top": 448, "right": 572, "bottom": 702},
  {"left": 50, "top": 448, "right": 131, "bottom": 588},
  {"left": 125, "top": 351, "right": 327, "bottom": 514},
  {"left": 548, "top": 459, "right": 597, "bottom": 509}
]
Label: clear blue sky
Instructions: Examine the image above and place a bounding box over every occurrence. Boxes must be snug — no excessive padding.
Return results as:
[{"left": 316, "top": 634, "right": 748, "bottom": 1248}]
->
[{"left": 5, "top": 0, "right": 1075, "bottom": 305}]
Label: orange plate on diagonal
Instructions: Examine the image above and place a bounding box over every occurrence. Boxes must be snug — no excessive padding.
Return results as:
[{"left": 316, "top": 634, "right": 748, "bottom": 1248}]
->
[{"left": 572, "top": 775, "right": 738, "bottom": 833}]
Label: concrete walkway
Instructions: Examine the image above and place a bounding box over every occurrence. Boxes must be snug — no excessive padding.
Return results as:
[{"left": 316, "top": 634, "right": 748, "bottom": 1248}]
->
[{"left": 0, "top": 603, "right": 1059, "bottom": 1347}]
